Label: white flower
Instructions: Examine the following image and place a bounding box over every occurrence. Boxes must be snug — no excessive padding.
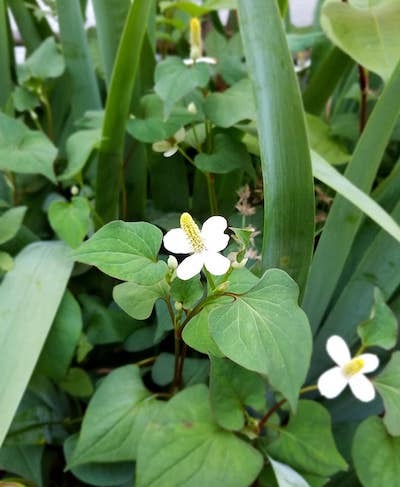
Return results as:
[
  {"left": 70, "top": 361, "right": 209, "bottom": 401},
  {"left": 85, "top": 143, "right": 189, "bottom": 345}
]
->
[
  {"left": 183, "top": 17, "right": 217, "bottom": 66},
  {"left": 163, "top": 212, "right": 230, "bottom": 280},
  {"left": 183, "top": 56, "right": 217, "bottom": 66},
  {"left": 152, "top": 128, "right": 185, "bottom": 157},
  {"left": 318, "top": 335, "right": 379, "bottom": 402}
]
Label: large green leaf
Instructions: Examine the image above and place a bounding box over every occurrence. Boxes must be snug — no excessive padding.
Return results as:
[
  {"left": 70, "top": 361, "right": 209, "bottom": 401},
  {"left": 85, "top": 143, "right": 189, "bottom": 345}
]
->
[
  {"left": 69, "top": 365, "right": 162, "bottom": 466},
  {"left": 352, "top": 416, "right": 400, "bottom": 487},
  {"left": 0, "top": 445, "right": 44, "bottom": 487},
  {"left": 209, "top": 269, "right": 312, "bottom": 410},
  {"left": 0, "top": 113, "right": 57, "bottom": 182},
  {"left": 136, "top": 384, "right": 263, "bottom": 487},
  {"left": 374, "top": 352, "right": 400, "bottom": 436},
  {"left": 321, "top": 0, "right": 400, "bottom": 81},
  {"left": 266, "top": 401, "right": 347, "bottom": 478},
  {"left": 237, "top": 0, "right": 315, "bottom": 293},
  {"left": 73, "top": 221, "right": 167, "bottom": 284},
  {"left": 0, "top": 207, "right": 27, "bottom": 245},
  {"left": 35, "top": 291, "right": 82, "bottom": 381},
  {"left": 209, "top": 357, "right": 266, "bottom": 430},
  {"left": 0, "top": 242, "right": 73, "bottom": 447},
  {"left": 113, "top": 278, "right": 169, "bottom": 320}
]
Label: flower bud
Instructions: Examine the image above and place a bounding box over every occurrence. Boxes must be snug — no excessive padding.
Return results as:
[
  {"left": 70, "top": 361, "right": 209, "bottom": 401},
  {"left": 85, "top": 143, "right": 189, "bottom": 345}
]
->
[
  {"left": 174, "top": 301, "right": 183, "bottom": 311},
  {"left": 187, "top": 102, "right": 197, "bottom": 114},
  {"left": 167, "top": 255, "right": 178, "bottom": 270}
]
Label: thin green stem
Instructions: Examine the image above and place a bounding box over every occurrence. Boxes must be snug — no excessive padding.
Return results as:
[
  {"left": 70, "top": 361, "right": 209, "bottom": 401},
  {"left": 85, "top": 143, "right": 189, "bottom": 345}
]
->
[
  {"left": 192, "top": 123, "right": 202, "bottom": 152},
  {"left": 204, "top": 268, "right": 216, "bottom": 290},
  {"left": 177, "top": 145, "right": 196, "bottom": 166},
  {"left": 40, "top": 91, "right": 54, "bottom": 140},
  {"left": 205, "top": 172, "right": 218, "bottom": 215}
]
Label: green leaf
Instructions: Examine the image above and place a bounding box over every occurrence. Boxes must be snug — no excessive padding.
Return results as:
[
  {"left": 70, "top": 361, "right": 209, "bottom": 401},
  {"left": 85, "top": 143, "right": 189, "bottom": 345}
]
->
[
  {"left": 59, "top": 128, "right": 102, "bottom": 181},
  {"left": 73, "top": 221, "right": 167, "bottom": 284},
  {"left": 204, "top": 78, "right": 255, "bottom": 128},
  {"left": 357, "top": 288, "right": 398, "bottom": 350},
  {"left": 306, "top": 114, "right": 349, "bottom": 165},
  {"left": 0, "top": 113, "right": 57, "bottom": 182},
  {"left": 321, "top": 0, "right": 400, "bottom": 81},
  {"left": 238, "top": 0, "right": 315, "bottom": 294},
  {"left": 0, "top": 445, "right": 44, "bottom": 487},
  {"left": 151, "top": 353, "right": 209, "bottom": 387},
  {"left": 268, "top": 456, "right": 311, "bottom": 487},
  {"left": 266, "top": 401, "right": 347, "bottom": 478},
  {"left": 136, "top": 384, "right": 263, "bottom": 487},
  {"left": 48, "top": 196, "right": 91, "bottom": 248},
  {"left": 0, "top": 242, "right": 73, "bottom": 447},
  {"left": 69, "top": 365, "right": 162, "bottom": 466},
  {"left": 64, "top": 434, "right": 134, "bottom": 487},
  {"left": 35, "top": 291, "right": 82, "bottom": 381},
  {"left": 155, "top": 57, "right": 210, "bottom": 116},
  {"left": 209, "top": 269, "right": 312, "bottom": 410},
  {"left": 113, "top": 278, "right": 169, "bottom": 320},
  {"left": 60, "top": 367, "right": 93, "bottom": 398},
  {"left": 0, "top": 207, "right": 27, "bottom": 245},
  {"left": 12, "top": 86, "right": 40, "bottom": 112},
  {"left": 374, "top": 352, "right": 400, "bottom": 436},
  {"left": 352, "top": 416, "right": 400, "bottom": 487},
  {"left": 0, "top": 251, "right": 13, "bottom": 272},
  {"left": 170, "top": 274, "right": 203, "bottom": 309},
  {"left": 17, "top": 37, "right": 65, "bottom": 83},
  {"left": 209, "top": 357, "right": 265, "bottom": 430},
  {"left": 311, "top": 150, "right": 400, "bottom": 243},
  {"left": 194, "top": 133, "right": 254, "bottom": 176}
]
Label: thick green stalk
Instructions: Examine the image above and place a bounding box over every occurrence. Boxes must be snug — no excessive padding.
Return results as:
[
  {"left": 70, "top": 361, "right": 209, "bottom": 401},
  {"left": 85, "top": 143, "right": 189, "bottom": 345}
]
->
[
  {"left": 303, "top": 58, "right": 400, "bottom": 333},
  {"left": 92, "top": 0, "right": 131, "bottom": 86},
  {"left": 56, "top": 0, "right": 101, "bottom": 120},
  {"left": 303, "top": 47, "right": 352, "bottom": 114},
  {"left": 95, "top": 0, "right": 153, "bottom": 223},
  {"left": 237, "top": 0, "right": 315, "bottom": 294},
  {"left": 0, "top": 0, "right": 12, "bottom": 108},
  {"left": 7, "top": 0, "right": 41, "bottom": 52}
]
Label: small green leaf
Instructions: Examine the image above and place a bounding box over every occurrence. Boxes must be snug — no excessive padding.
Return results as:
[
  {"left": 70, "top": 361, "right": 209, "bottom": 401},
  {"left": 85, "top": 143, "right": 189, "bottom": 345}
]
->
[
  {"left": 59, "top": 128, "right": 102, "bottom": 181},
  {"left": 209, "top": 357, "right": 265, "bottom": 430},
  {"left": 151, "top": 353, "right": 209, "bottom": 387},
  {"left": 155, "top": 57, "right": 210, "bottom": 116},
  {"left": 321, "top": 0, "right": 400, "bottom": 81},
  {"left": 36, "top": 290, "right": 82, "bottom": 381},
  {"left": 60, "top": 367, "right": 93, "bottom": 398},
  {"left": 374, "top": 351, "right": 400, "bottom": 436},
  {"left": 194, "top": 133, "right": 254, "bottom": 176},
  {"left": 353, "top": 416, "right": 400, "bottom": 487},
  {"left": 48, "top": 196, "right": 91, "bottom": 248},
  {"left": 73, "top": 221, "right": 167, "bottom": 284},
  {"left": 0, "top": 114, "right": 57, "bottom": 182},
  {"left": 69, "top": 365, "right": 162, "bottom": 466},
  {"left": 136, "top": 384, "right": 263, "bottom": 487},
  {"left": 266, "top": 401, "right": 347, "bottom": 478},
  {"left": 0, "top": 251, "right": 13, "bottom": 272},
  {"left": 357, "top": 288, "right": 398, "bottom": 350},
  {"left": 0, "top": 207, "right": 27, "bottom": 245},
  {"left": 113, "top": 278, "right": 169, "bottom": 320},
  {"left": 209, "top": 269, "right": 312, "bottom": 410},
  {"left": 12, "top": 86, "right": 40, "bottom": 112},
  {"left": 171, "top": 275, "right": 203, "bottom": 309},
  {"left": 17, "top": 37, "right": 65, "bottom": 83},
  {"left": 204, "top": 78, "right": 255, "bottom": 127}
]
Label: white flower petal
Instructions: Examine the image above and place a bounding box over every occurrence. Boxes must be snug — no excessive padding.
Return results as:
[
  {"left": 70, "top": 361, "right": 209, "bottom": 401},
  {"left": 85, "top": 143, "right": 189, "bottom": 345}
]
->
[
  {"left": 203, "top": 251, "right": 230, "bottom": 276},
  {"left": 359, "top": 353, "right": 379, "bottom": 374},
  {"left": 163, "top": 228, "right": 193, "bottom": 254},
  {"left": 201, "top": 216, "right": 229, "bottom": 252},
  {"left": 176, "top": 253, "right": 204, "bottom": 280},
  {"left": 173, "top": 127, "right": 186, "bottom": 143},
  {"left": 317, "top": 366, "right": 348, "bottom": 399},
  {"left": 349, "top": 374, "right": 376, "bottom": 402},
  {"left": 183, "top": 58, "right": 194, "bottom": 66},
  {"left": 152, "top": 140, "right": 171, "bottom": 153},
  {"left": 196, "top": 56, "right": 217, "bottom": 64},
  {"left": 163, "top": 147, "right": 178, "bottom": 157},
  {"left": 326, "top": 335, "right": 351, "bottom": 366}
]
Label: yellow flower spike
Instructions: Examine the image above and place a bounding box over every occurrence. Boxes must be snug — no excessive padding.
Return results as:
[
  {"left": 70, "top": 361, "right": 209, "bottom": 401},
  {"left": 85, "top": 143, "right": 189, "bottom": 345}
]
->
[
  {"left": 180, "top": 212, "right": 204, "bottom": 252},
  {"left": 189, "top": 17, "right": 203, "bottom": 61}
]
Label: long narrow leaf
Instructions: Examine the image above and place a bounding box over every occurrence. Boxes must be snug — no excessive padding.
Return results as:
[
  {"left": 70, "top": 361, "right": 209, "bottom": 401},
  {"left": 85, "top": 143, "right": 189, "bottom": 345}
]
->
[
  {"left": 0, "top": 0, "right": 12, "bottom": 108},
  {"left": 95, "top": 0, "right": 153, "bottom": 223},
  {"left": 237, "top": 0, "right": 315, "bottom": 293},
  {"left": 7, "top": 0, "right": 41, "bottom": 52},
  {"left": 0, "top": 242, "right": 73, "bottom": 447},
  {"left": 92, "top": 0, "right": 131, "bottom": 86},
  {"left": 303, "top": 58, "right": 400, "bottom": 333},
  {"left": 56, "top": 0, "right": 101, "bottom": 119},
  {"left": 312, "top": 151, "right": 400, "bottom": 243}
]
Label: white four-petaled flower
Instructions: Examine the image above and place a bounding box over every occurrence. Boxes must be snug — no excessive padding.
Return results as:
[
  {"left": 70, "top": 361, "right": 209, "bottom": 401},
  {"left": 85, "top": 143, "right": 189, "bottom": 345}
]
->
[
  {"left": 163, "top": 212, "right": 230, "bottom": 280},
  {"left": 318, "top": 335, "right": 379, "bottom": 402}
]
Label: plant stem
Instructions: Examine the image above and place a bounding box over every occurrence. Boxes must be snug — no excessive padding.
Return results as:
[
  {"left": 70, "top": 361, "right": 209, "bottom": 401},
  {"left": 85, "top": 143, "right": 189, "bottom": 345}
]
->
[
  {"left": 177, "top": 145, "right": 196, "bottom": 166},
  {"left": 205, "top": 172, "right": 218, "bottom": 215},
  {"left": 176, "top": 342, "right": 187, "bottom": 390},
  {"left": 358, "top": 65, "right": 369, "bottom": 133},
  {"left": 133, "top": 356, "right": 158, "bottom": 367}
]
